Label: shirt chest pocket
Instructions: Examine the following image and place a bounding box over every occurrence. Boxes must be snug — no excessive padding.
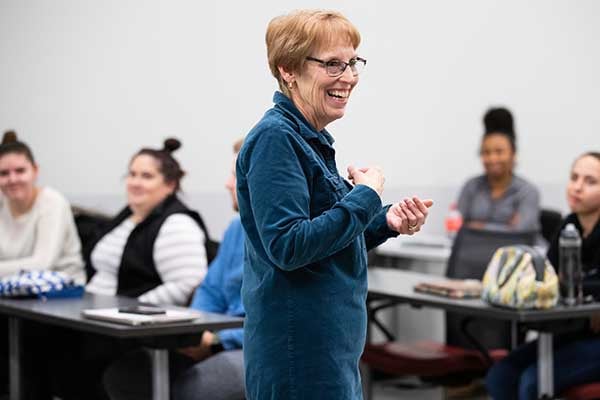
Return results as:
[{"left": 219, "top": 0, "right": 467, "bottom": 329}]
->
[{"left": 309, "top": 173, "right": 349, "bottom": 218}]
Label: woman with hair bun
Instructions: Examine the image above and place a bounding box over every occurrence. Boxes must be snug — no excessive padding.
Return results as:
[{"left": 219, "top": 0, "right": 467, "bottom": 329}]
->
[
  {"left": 457, "top": 107, "right": 541, "bottom": 232},
  {"left": 85, "top": 138, "right": 208, "bottom": 305},
  {"left": 0, "top": 130, "right": 85, "bottom": 282}
]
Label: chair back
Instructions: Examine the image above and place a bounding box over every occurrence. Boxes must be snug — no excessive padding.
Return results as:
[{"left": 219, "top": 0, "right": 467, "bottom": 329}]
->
[
  {"left": 445, "top": 227, "right": 537, "bottom": 350},
  {"left": 539, "top": 208, "right": 563, "bottom": 243},
  {"left": 72, "top": 206, "right": 113, "bottom": 281}
]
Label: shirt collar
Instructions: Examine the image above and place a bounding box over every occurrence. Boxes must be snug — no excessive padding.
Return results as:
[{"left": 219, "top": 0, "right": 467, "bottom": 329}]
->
[
  {"left": 272, "top": 91, "right": 335, "bottom": 148},
  {"left": 123, "top": 194, "right": 177, "bottom": 223},
  {"left": 481, "top": 174, "right": 519, "bottom": 195},
  {"left": 571, "top": 213, "right": 600, "bottom": 242}
]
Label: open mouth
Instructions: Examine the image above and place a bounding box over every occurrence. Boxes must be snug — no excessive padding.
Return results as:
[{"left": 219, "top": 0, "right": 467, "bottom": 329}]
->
[{"left": 327, "top": 89, "right": 349, "bottom": 99}]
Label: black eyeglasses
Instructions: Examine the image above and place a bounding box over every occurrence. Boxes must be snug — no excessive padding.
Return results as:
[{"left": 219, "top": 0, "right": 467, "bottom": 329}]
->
[{"left": 305, "top": 56, "right": 367, "bottom": 77}]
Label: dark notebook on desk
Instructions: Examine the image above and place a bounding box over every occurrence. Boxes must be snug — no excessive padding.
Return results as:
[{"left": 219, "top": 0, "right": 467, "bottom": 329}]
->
[{"left": 414, "top": 279, "right": 482, "bottom": 299}]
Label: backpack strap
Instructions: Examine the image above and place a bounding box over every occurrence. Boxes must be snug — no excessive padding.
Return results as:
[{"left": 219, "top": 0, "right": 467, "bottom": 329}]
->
[
  {"left": 496, "top": 248, "right": 528, "bottom": 289},
  {"left": 514, "top": 245, "right": 547, "bottom": 281}
]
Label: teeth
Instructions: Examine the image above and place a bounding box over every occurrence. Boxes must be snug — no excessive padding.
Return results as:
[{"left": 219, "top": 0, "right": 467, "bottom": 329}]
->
[{"left": 328, "top": 90, "right": 349, "bottom": 98}]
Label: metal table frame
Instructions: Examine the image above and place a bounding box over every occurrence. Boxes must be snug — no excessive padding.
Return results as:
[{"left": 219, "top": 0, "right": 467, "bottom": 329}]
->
[
  {"left": 368, "top": 268, "right": 600, "bottom": 399},
  {"left": 1, "top": 293, "right": 243, "bottom": 400}
]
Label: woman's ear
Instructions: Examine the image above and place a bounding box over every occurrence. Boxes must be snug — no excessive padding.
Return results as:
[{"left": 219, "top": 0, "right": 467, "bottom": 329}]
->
[
  {"left": 165, "top": 180, "right": 177, "bottom": 194},
  {"left": 278, "top": 66, "right": 295, "bottom": 86},
  {"left": 32, "top": 163, "right": 39, "bottom": 180}
]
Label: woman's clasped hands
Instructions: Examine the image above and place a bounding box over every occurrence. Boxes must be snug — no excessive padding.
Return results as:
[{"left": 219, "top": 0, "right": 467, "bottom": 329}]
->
[{"left": 347, "top": 165, "right": 432, "bottom": 235}]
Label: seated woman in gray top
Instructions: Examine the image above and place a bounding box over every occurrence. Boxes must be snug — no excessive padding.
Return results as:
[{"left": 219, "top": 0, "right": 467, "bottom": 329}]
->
[{"left": 457, "top": 107, "right": 540, "bottom": 232}]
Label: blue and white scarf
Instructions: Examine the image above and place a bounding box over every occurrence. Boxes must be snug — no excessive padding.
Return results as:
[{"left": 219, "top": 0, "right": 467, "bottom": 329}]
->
[{"left": 0, "top": 270, "right": 83, "bottom": 299}]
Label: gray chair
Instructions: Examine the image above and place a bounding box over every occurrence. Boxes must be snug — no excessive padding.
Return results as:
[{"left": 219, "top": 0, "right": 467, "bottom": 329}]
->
[{"left": 539, "top": 208, "right": 563, "bottom": 243}]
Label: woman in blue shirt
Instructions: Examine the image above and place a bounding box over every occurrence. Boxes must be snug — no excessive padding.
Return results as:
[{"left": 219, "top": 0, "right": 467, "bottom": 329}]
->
[{"left": 237, "top": 9, "right": 432, "bottom": 400}]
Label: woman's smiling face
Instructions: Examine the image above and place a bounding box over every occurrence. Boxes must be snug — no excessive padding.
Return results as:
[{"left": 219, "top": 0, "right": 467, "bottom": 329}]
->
[
  {"left": 288, "top": 42, "right": 359, "bottom": 131},
  {"left": 0, "top": 152, "right": 38, "bottom": 204}
]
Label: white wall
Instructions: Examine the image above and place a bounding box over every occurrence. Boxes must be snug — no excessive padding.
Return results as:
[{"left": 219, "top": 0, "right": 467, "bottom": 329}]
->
[{"left": 1, "top": 0, "right": 599, "bottom": 238}]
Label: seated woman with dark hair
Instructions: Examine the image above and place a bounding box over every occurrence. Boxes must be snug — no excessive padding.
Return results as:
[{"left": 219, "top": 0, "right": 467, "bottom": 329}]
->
[
  {"left": 85, "top": 138, "right": 208, "bottom": 305},
  {"left": 48, "top": 139, "right": 210, "bottom": 400},
  {"left": 457, "top": 107, "right": 541, "bottom": 232},
  {"left": 486, "top": 152, "right": 600, "bottom": 400},
  {"left": 0, "top": 130, "right": 85, "bottom": 282},
  {"left": 0, "top": 130, "right": 86, "bottom": 399}
]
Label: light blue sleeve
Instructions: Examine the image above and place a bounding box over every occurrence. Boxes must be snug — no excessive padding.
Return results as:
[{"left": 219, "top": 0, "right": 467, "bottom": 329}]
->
[
  {"left": 217, "top": 328, "right": 244, "bottom": 350},
  {"left": 189, "top": 246, "right": 226, "bottom": 314}
]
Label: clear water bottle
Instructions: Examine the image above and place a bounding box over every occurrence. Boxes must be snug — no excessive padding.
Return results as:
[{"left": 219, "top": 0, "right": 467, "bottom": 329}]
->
[
  {"left": 444, "top": 203, "right": 463, "bottom": 240},
  {"left": 559, "top": 223, "right": 583, "bottom": 306}
]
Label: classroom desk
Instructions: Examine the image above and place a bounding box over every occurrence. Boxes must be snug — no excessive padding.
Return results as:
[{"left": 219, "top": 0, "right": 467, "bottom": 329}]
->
[
  {"left": 368, "top": 267, "right": 600, "bottom": 399},
  {"left": 0, "top": 293, "right": 243, "bottom": 400},
  {"left": 375, "top": 234, "right": 452, "bottom": 265},
  {"left": 371, "top": 235, "right": 452, "bottom": 345}
]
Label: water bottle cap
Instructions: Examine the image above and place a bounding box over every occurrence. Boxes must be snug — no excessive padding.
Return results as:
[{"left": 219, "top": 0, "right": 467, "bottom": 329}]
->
[
  {"left": 565, "top": 223, "right": 577, "bottom": 232},
  {"left": 561, "top": 223, "right": 580, "bottom": 239}
]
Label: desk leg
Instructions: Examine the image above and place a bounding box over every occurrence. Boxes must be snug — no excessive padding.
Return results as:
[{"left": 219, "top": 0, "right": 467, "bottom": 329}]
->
[
  {"left": 150, "top": 349, "right": 169, "bottom": 400},
  {"left": 511, "top": 321, "right": 518, "bottom": 350},
  {"left": 8, "top": 317, "right": 22, "bottom": 400},
  {"left": 538, "top": 332, "right": 554, "bottom": 399}
]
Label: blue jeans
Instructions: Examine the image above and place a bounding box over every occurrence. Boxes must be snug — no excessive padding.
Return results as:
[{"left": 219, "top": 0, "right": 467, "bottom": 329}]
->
[{"left": 486, "top": 334, "right": 600, "bottom": 400}]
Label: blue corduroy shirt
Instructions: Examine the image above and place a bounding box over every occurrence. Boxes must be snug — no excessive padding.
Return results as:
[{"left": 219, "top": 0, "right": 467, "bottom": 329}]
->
[
  {"left": 190, "top": 217, "right": 245, "bottom": 350},
  {"left": 237, "top": 92, "right": 398, "bottom": 400}
]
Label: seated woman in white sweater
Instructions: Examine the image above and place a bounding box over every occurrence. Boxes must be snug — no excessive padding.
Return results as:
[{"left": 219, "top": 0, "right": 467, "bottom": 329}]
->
[
  {"left": 85, "top": 138, "right": 208, "bottom": 306},
  {"left": 0, "top": 131, "right": 85, "bottom": 283}
]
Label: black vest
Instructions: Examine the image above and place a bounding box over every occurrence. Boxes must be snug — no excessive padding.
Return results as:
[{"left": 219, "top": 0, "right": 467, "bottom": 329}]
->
[{"left": 87, "top": 195, "right": 210, "bottom": 298}]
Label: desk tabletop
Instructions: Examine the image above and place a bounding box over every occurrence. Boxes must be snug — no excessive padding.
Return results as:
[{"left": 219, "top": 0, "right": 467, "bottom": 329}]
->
[
  {"left": 0, "top": 293, "right": 243, "bottom": 338},
  {"left": 376, "top": 235, "right": 451, "bottom": 263},
  {"left": 368, "top": 267, "right": 600, "bottom": 323}
]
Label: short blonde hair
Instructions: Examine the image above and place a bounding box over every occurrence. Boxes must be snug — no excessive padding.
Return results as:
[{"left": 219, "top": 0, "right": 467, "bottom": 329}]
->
[{"left": 266, "top": 10, "right": 361, "bottom": 97}]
